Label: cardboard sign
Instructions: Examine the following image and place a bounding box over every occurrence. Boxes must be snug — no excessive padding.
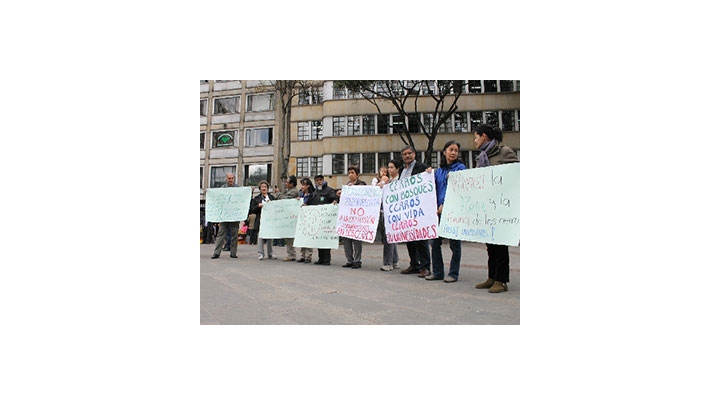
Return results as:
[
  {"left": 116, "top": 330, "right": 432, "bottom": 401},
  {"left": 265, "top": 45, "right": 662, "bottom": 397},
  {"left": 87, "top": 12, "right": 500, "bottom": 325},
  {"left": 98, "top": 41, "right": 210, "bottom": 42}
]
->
[
  {"left": 205, "top": 187, "right": 252, "bottom": 222},
  {"left": 438, "top": 163, "right": 519, "bottom": 246},
  {"left": 382, "top": 171, "right": 439, "bottom": 243},
  {"left": 336, "top": 185, "right": 382, "bottom": 242}
]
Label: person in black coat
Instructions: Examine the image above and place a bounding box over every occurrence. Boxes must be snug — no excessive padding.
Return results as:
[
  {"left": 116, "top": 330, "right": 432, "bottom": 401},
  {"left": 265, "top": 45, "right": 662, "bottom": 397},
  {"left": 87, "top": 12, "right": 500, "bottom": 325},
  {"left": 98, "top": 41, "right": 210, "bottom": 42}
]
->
[{"left": 308, "top": 174, "right": 338, "bottom": 265}]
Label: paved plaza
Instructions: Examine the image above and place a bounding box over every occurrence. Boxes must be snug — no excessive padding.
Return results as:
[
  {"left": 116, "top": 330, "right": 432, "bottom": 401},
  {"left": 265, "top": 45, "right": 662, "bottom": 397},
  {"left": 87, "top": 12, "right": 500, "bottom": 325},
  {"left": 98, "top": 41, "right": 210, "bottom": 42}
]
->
[{"left": 200, "top": 240, "right": 520, "bottom": 325}]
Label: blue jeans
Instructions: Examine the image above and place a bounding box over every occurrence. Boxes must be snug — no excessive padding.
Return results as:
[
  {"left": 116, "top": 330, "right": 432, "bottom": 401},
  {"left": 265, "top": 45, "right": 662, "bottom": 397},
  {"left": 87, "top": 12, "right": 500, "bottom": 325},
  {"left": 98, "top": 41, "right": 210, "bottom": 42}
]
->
[{"left": 431, "top": 237, "right": 461, "bottom": 279}]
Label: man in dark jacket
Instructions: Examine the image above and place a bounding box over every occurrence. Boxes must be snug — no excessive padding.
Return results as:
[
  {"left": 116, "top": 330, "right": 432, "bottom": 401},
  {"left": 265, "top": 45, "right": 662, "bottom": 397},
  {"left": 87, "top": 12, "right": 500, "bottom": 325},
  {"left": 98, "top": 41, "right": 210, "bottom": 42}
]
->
[
  {"left": 398, "top": 145, "right": 432, "bottom": 277},
  {"left": 308, "top": 175, "right": 338, "bottom": 265}
]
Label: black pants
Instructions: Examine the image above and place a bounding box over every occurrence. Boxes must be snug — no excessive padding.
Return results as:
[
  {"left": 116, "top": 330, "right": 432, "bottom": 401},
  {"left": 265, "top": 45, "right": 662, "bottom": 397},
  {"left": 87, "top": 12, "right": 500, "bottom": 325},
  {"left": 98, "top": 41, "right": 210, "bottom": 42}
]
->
[
  {"left": 486, "top": 243, "right": 510, "bottom": 283},
  {"left": 406, "top": 240, "right": 431, "bottom": 270},
  {"left": 317, "top": 248, "right": 331, "bottom": 264}
]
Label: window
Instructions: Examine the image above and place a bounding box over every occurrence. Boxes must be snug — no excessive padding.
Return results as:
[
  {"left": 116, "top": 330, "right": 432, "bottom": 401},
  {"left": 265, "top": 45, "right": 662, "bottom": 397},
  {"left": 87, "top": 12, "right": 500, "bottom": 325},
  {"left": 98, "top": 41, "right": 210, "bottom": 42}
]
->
[
  {"left": 210, "top": 166, "right": 236, "bottom": 188},
  {"left": 298, "top": 121, "right": 322, "bottom": 141},
  {"left": 348, "top": 153, "right": 360, "bottom": 171},
  {"left": 500, "top": 80, "right": 515, "bottom": 92},
  {"left": 391, "top": 114, "right": 405, "bottom": 134},
  {"left": 332, "top": 154, "right": 345, "bottom": 174},
  {"left": 333, "top": 85, "right": 347, "bottom": 100},
  {"left": 362, "top": 116, "right": 375, "bottom": 135},
  {"left": 246, "top": 93, "right": 274, "bottom": 112},
  {"left": 408, "top": 113, "right": 421, "bottom": 133},
  {"left": 244, "top": 164, "right": 271, "bottom": 186},
  {"left": 378, "top": 152, "right": 392, "bottom": 169},
  {"left": 484, "top": 80, "right": 498, "bottom": 93},
  {"left": 298, "top": 87, "right": 324, "bottom": 105},
  {"left": 423, "top": 114, "right": 435, "bottom": 131},
  {"left": 420, "top": 80, "right": 436, "bottom": 95},
  {"left": 362, "top": 153, "right": 375, "bottom": 174},
  {"left": 470, "top": 111, "right": 484, "bottom": 131},
  {"left": 296, "top": 157, "right": 323, "bottom": 177},
  {"left": 200, "top": 167, "right": 203, "bottom": 189},
  {"left": 439, "top": 116, "right": 452, "bottom": 133},
  {"left": 200, "top": 99, "right": 207, "bottom": 116},
  {"left": 200, "top": 132, "right": 205, "bottom": 149},
  {"left": 454, "top": 112, "right": 468, "bottom": 132},
  {"left": 485, "top": 111, "right": 499, "bottom": 127},
  {"left": 213, "top": 96, "right": 239, "bottom": 114},
  {"left": 332, "top": 117, "right": 345, "bottom": 136},
  {"left": 377, "top": 114, "right": 389, "bottom": 134},
  {"left": 212, "top": 130, "right": 236, "bottom": 148},
  {"left": 245, "top": 127, "right": 273, "bottom": 146},
  {"left": 469, "top": 80, "right": 483, "bottom": 93},
  {"left": 501, "top": 110, "right": 516, "bottom": 131},
  {"left": 297, "top": 158, "right": 310, "bottom": 177},
  {"left": 347, "top": 116, "right": 361, "bottom": 136}
]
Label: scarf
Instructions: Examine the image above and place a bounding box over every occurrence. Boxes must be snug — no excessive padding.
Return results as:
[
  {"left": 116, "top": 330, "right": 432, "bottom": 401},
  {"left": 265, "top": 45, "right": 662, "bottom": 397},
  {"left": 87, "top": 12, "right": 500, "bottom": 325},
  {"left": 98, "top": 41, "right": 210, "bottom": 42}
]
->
[{"left": 476, "top": 139, "right": 496, "bottom": 168}]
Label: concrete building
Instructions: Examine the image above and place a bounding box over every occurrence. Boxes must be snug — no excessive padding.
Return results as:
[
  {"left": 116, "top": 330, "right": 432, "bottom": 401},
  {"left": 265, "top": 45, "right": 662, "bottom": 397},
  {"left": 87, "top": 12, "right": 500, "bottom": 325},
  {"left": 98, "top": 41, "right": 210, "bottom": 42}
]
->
[{"left": 200, "top": 80, "right": 519, "bottom": 210}]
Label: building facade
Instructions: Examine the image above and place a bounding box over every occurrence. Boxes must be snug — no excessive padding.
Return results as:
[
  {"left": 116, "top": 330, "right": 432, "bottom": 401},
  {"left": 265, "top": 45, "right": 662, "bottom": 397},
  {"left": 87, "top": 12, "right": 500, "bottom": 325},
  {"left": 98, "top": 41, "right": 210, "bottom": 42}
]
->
[{"left": 200, "top": 80, "right": 519, "bottom": 210}]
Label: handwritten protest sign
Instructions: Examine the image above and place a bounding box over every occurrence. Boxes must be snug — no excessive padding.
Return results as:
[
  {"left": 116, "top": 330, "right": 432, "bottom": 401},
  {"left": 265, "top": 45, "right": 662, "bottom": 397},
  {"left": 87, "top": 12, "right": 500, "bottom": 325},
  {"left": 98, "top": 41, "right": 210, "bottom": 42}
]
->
[
  {"left": 438, "top": 163, "right": 519, "bottom": 246},
  {"left": 293, "top": 204, "right": 340, "bottom": 249},
  {"left": 336, "top": 185, "right": 382, "bottom": 242},
  {"left": 258, "top": 199, "right": 304, "bottom": 239},
  {"left": 382, "top": 171, "right": 438, "bottom": 243},
  {"left": 205, "top": 187, "right": 252, "bottom": 222}
]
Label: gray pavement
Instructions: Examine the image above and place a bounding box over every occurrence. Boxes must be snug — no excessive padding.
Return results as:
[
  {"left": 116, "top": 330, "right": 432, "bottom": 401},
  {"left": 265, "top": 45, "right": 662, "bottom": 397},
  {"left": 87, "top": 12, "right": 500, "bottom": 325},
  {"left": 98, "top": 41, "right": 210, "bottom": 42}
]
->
[{"left": 200, "top": 240, "right": 520, "bottom": 325}]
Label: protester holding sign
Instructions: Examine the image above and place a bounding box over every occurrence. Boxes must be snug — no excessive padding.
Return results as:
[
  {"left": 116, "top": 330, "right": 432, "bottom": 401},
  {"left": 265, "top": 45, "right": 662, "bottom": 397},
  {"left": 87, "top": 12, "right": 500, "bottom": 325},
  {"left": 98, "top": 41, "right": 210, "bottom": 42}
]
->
[
  {"left": 425, "top": 141, "right": 467, "bottom": 283},
  {"left": 473, "top": 125, "right": 519, "bottom": 293},
  {"left": 276, "top": 175, "right": 300, "bottom": 261},
  {"left": 295, "top": 178, "right": 316, "bottom": 264},
  {"left": 336, "top": 166, "right": 367, "bottom": 269},
  {"left": 309, "top": 175, "right": 338, "bottom": 265},
  {"left": 250, "top": 181, "right": 277, "bottom": 260},
  {"left": 398, "top": 145, "right": 433, "bottom": 277},
  {"left": 211, "top": 173, "right": 241, "bottom": 259},
  {"left": 378, "top": 159, "right": 401, "bottom": 271}
]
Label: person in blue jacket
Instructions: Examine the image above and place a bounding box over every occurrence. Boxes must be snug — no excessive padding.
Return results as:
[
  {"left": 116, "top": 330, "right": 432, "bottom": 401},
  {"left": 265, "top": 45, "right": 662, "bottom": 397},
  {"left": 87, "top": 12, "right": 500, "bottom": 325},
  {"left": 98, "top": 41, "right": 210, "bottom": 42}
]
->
[{"left": 425, "top": 140, "right": 467, "bottom": 283}]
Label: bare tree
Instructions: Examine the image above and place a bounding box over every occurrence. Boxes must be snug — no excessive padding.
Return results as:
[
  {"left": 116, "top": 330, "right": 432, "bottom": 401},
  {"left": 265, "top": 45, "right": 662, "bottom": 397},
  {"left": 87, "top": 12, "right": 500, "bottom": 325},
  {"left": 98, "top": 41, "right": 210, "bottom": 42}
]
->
[
  {"left": 259, "top": 80, "right": 323, "bottom": 185},
  {"left": 335, "top": 80, "right": 466, "bottom": 166}
]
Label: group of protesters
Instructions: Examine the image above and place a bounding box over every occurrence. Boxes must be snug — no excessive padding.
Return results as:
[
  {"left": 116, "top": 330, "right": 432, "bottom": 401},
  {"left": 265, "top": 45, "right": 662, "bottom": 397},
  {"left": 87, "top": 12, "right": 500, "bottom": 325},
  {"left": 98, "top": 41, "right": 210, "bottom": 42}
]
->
[{"left": 208, "top": 125, "right": 518, "bottom": 293}]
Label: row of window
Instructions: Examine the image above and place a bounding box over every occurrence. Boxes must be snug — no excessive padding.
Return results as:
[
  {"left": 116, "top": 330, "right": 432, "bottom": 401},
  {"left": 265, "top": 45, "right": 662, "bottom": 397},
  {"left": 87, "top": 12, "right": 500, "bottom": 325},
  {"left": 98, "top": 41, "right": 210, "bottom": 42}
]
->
[
  {"left": 297, "top": 150, "right": 489, "bottom": 179},
  {"left": 297, "top": 110, "right": 519, "bottom": 141},
  {"left": 200, "top": 93, "right": 275, "bottom": 116},
  {"left": 202, "top": 109, "right": 518, "bottom": 149},
  {"left": 201, "top": 81, "right": 519, "bottom": 116},
  {"left": 201, "top": 163, "right": 273, "bottom": 189},
  {"left": 201, "top": 128, "right": 273, "bottom": 149},
  {"left": 332, "top": 80, "right": 519, "bottom": 99}
]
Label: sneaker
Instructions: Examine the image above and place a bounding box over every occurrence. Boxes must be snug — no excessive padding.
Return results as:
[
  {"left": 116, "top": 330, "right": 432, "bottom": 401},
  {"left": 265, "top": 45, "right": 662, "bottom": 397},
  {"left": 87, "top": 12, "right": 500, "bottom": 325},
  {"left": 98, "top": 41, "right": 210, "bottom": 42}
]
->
[
  {"left": 211, "top": 254, "right": 220, "bottom": 259},
  {"left": 425, "top": 274, "right": 443, "bottom": 280},
  {"left": 443, "top": 276, "right": 457, "bottom": 283},
  {"left": 393, "top": 263, "right": 400, "bottom": 269},
  {"left": 342, "top": 263, "right": 353, "bottom": 268},
  {"left": 268, "top": 255, "right": 278, "bottom": 260},
  {"left": 258, "top": 254, "right": 264, "bottom": 260},
  {"left": 283, "top": 257, "right": 296, "bottom": 261},
  {"left": 401, "top": 266, "right": 419, "bottom": 274},
  {"left": 380, "top": 265, "right": 393, "bottom": 271},
  {"left": 351, "top": 262, "right": 361, "bottom": 269}
]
